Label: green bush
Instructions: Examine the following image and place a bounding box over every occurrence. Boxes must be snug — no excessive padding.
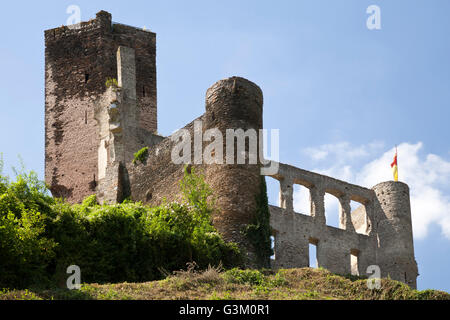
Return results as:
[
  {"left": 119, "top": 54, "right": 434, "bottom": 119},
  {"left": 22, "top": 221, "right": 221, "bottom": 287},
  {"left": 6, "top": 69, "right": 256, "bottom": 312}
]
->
[
  {"left": 0, "top": 169, "right": 57, "bottom": 289},
  {"left": 105, "top": 77, "right": 119, "bottom": 88},
  {"left": 224, "top": 269, "right": 266, "bottom": 286},
  {"left": 242, "top": 176, "right": 272, "bottom": 267},
  {"left": 223, "top": 268, "right": 287, "bottom": 290},
  {"left": 133, "top": 147, "right": 149, "bottom": 164},
  {"left": 0, "top": 164, "right": 241, "bottom": 289}
]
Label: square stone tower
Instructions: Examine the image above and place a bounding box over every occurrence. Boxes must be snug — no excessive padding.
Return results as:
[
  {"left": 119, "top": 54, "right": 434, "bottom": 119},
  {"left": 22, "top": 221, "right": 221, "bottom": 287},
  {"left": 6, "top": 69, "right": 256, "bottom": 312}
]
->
[{"left": 44, "top": 11, "right": 157, "bottom": 203}]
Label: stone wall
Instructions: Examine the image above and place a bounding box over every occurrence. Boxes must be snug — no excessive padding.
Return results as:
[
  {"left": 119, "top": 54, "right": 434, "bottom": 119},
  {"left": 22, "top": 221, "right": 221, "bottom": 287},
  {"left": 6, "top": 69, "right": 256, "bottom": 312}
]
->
[
  {"left": 265, "top": 162, "right": 418, "bottom": 288},
  {"left": 127, "top": 77, "right": 266, "bottom": 267},
  {"left": 45, "top": 11, "right": 157, "bottom": 203},
  {"left": 44, "top": 10, "right": 418, "bottom": 287}
]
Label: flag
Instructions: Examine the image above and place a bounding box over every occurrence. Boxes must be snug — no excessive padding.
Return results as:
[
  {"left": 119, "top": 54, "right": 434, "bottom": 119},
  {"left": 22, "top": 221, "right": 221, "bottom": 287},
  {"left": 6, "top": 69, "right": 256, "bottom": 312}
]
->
[{"left": 391, "top": 148, "right": 398, "bottom": 181}]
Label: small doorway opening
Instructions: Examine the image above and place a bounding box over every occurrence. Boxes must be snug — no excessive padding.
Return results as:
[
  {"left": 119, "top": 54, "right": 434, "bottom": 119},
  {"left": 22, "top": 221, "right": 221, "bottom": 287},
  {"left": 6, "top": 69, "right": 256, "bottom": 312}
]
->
[
  {"left": 309, "top": 238, "right": 319, "bottom": 268},
  {"left": 350, "top": 249, "right": 360, "bottom": 276}
]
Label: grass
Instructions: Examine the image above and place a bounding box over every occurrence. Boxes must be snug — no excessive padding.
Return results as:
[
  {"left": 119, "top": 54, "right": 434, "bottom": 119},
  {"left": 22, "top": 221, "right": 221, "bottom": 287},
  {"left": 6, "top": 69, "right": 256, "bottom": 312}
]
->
[{"left": 0, "top": 267, "right": 448, "bottom": 300}]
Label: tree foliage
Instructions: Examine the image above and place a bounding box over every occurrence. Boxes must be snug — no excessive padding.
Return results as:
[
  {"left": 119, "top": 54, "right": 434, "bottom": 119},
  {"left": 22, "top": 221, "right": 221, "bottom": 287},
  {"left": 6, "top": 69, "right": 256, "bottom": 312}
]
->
[{"left": 0, "top": 165, "right": 241, "bottom": 289}]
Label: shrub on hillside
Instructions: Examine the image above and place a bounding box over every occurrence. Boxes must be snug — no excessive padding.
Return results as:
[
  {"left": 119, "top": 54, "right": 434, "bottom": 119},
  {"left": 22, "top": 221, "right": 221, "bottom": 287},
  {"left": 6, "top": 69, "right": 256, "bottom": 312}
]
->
[
  {"left": 0, "top": 164, "right": 241, "bottom": 289},
  {"left": 0, "top": 169, "right": 57, "bottom": 288}
]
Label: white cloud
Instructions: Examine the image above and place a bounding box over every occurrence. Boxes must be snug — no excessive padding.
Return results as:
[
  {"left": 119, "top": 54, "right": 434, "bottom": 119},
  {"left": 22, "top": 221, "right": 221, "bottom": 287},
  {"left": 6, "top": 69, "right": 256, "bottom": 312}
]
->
[
  {"left": 297, "top": 141, "right": 450, "bottom": 240},
  {"left": 292, "top": 185, "right": 310, "bottom": 215}
]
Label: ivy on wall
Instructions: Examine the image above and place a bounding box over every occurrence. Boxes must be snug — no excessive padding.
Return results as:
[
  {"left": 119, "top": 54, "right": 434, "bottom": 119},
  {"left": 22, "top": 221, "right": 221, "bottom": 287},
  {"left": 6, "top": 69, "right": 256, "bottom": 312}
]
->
[{"left": 243, "top": 176, "right": 273, "bottom": 268}]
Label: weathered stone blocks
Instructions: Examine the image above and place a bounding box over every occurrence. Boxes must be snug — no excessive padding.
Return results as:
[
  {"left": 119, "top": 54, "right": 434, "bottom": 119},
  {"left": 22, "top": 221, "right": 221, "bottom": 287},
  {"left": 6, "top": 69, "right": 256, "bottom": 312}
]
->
[{"left": 45, "top": 11, "right": 156, "bottom": 203}]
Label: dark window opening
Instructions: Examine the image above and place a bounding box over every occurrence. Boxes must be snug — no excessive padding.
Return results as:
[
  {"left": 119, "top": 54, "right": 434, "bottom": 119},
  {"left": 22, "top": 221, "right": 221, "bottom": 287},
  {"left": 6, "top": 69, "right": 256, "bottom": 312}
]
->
[
  {"left": 143, "top": 86, "right": 146, "bottom": 97},
  {"left": 85, "top": 73, "right": 90, "bottom": 83},
  {"left": 89, "top": 174, "right": 97, "bottom": 191}
]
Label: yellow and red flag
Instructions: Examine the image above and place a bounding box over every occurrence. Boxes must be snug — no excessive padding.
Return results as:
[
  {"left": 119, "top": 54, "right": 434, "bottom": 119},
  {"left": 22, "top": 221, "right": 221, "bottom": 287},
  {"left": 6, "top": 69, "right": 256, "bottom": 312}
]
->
[{"left": 391, "top": 148, "right": 398, "bottom": 181}]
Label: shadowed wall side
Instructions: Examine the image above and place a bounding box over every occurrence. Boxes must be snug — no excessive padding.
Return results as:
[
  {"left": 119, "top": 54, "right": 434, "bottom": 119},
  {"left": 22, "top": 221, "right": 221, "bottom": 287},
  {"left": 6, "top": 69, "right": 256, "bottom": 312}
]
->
[
  {"left": 203, "top": 77, "right": 265, "bottom": 267},
  {"left": 373, "top": 181, "right": 418, "bottom": 288},
  {"left": 44, "top": 11, "right": 157, "bottom": 203}
]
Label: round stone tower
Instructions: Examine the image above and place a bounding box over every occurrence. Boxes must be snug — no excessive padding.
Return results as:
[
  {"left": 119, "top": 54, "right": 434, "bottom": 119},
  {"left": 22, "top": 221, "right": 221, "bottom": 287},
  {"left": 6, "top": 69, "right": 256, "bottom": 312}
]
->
[
  {"left": 203, "top": 77, "right": 266, "bottom": 268},
  {"left": 372, "top": 181, "right": 418, "bottom": 288}
]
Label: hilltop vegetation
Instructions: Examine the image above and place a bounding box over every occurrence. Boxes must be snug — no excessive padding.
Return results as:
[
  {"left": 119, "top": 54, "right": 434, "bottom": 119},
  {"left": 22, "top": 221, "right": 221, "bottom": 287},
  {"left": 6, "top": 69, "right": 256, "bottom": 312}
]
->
[
  {"left": 0, "top": 162, "right": 241, "bottom": 289},
  {"left": 1, "top": 267, "right": 449, "bottom": 300}
]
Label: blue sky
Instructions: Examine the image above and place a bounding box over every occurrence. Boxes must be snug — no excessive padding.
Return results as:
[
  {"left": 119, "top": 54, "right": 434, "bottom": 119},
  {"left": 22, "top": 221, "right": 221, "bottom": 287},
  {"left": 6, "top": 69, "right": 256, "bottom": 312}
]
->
[{"left": 0, "top": 0, "right": 449, "bottom": 291}]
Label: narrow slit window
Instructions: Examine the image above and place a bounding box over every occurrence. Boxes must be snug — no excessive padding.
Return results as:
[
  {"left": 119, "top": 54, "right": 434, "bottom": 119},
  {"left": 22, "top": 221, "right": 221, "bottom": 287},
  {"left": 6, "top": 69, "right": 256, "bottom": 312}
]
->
[
  {"left": 85, "top": 73, "right": 90, "bottom": 83},
  {"left": 270, "top": 235, "right": 275, "bottom": 261},
  {"left": 350, "top": 249, "right": 360, "bottom": 276},
  {"left": 309, "top": 238, "right": 319, "bottom": 268}
]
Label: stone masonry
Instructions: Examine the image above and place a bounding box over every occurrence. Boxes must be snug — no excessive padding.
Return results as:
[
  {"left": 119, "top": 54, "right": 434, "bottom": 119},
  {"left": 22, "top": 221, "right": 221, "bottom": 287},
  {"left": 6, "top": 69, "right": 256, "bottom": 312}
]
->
[
  {"left": 45, "top": 11, "right": 157, "bottom": 203},
  {"left": 267, "top": 163, "right": 418, "bottom": 288},
  {"left": 44, "top": 11, "right": 419, "bottom": 287}
]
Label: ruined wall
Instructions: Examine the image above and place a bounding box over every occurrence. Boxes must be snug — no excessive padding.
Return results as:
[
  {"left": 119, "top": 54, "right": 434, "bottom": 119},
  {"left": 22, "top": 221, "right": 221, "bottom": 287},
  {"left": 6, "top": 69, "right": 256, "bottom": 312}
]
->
[
  {"left": 128, "top": 77, "right": 265, "bottom": 267},
  {"left": 267, "top": 163, "right": 377, "bottom": 276},
  {"left": 45, "top": 11, "right": 157, "bottom": 203},
  {"left": 111, "top": 22, "right": 157, "bottom": 133},
  {"left": 266, "top": 162, "right": 418, "bottom": 288},
  {"left": 44, "top": 11, "right": 418, "bottom": 286}
]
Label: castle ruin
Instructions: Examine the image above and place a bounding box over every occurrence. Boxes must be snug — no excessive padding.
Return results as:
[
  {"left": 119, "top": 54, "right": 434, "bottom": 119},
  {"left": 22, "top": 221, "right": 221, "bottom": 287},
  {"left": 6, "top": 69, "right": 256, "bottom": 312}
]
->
[{"left": 44, "top": 11, "right": 418, "bottom": 288}]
